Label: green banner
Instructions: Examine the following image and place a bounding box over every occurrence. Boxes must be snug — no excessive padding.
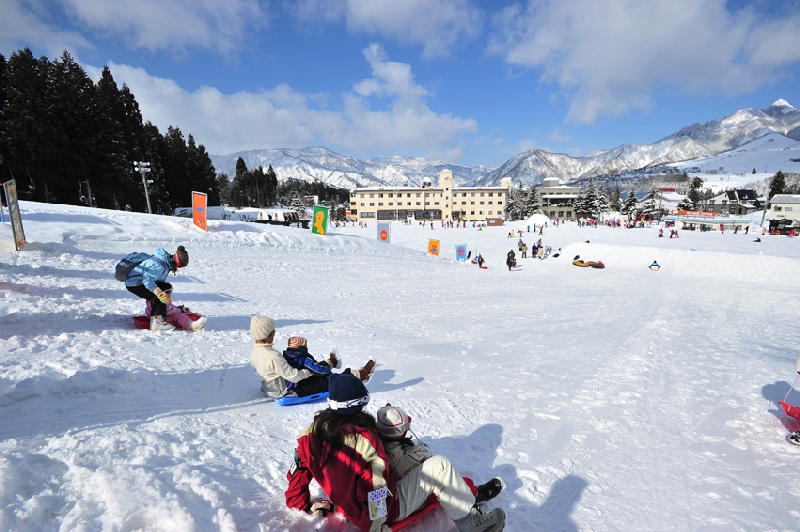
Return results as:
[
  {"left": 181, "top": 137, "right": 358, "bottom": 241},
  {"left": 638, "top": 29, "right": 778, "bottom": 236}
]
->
[{"left": 312, "top": 206, "right": 329, "bottom": 235}]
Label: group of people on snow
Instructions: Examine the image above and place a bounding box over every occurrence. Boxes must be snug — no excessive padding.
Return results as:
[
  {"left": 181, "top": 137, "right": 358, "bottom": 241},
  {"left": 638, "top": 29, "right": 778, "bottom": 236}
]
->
[
  {"left": 248, "top": 317, "right": 505, "bottom": 531},
  {"left": 120, "top": 245, "right": 508, "bottom": 532}
]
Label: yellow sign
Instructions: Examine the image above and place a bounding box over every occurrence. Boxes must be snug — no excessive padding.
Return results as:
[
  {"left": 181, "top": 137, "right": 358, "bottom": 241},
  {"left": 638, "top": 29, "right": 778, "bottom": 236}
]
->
[
  {"left": 428, "top": 239, "right": 440, "bottom": 256},
  {"left": 312, "top": 206, "right": 329, "bottom": 235}
]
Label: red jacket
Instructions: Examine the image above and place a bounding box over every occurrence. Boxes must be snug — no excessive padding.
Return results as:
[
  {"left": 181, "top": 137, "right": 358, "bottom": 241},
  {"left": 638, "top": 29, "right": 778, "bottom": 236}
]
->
[{"left": 286, "top": 423, "right": 400, "bottom": 532}]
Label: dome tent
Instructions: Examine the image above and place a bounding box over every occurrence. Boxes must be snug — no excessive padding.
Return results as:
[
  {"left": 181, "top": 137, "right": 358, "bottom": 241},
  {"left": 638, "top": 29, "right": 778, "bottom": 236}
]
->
[{"left": 526, "top": 213, "right": 551, "bottom": 227}]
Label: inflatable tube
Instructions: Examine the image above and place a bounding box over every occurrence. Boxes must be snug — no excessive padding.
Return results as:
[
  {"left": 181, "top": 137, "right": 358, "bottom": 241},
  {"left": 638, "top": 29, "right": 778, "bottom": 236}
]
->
[{"left": 572, "top": 260, "right": 590, "bottom": 267}]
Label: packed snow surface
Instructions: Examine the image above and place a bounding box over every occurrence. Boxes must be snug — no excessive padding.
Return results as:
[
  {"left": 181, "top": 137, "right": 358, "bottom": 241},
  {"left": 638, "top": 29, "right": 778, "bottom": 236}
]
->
[{"left": 2, "top": 202, "right": 800, "bottom": 531}]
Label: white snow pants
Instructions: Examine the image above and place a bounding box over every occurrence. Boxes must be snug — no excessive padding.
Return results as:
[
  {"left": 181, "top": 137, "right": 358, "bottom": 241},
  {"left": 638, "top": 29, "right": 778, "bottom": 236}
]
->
[{"left": 395, "top": 455, "right": 475, "bottom": 521}]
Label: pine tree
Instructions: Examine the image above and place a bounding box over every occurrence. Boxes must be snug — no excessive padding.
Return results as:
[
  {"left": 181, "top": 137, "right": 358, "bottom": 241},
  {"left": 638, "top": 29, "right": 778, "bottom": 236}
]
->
[
  {"left": 609, "top": 187, "right": 622, "bottom": 212},
  {"left": 523, "top": 185, "right": 540, "bottom": 217},
  {"left": 677, "top": 196, "right": 694, "bottom": 210},
  {"left": 769, "top": 170, "right": 786, "bottom": 200},
  {"left": 287, "top": 189, "right": 306, "bottom": 215},
  {"left": 640, "top": 186, "right": 662, "bottom": 218},
  {"left": 687, "top": 177, "right": 703, "bottom": 208},
  {"left": 621, "top": 188, "right": 639, "bottom": 217},
  {"left": 265, "top": 165, "right": 278, "bottom": 205}
]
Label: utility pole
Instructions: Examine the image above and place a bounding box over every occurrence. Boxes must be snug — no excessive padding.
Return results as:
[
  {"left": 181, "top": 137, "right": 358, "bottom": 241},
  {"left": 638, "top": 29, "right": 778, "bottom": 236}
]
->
[{"left": 133, "top": 161, "right": 152, "bottom": 214}]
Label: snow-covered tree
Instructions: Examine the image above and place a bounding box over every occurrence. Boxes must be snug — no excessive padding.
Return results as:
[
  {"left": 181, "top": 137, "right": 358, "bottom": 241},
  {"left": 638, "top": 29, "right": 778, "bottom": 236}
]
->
[
  {"left": 523, "top": 186, "right": 541, "bottom": 217},
  {"left": 676, "top": 196, "right": 694, "bottom": 210},
  {"left": 621, "top": 188, "right": 639, "bottom": 217},
  {"left": 640, "top": 186, "right": 662, "bottom": 218},
  {"left": 505, "top": 186, "right": 527, "bottom": 220},
  {"left": 287, "top": 189, "right": 306, "bottom": 216}
]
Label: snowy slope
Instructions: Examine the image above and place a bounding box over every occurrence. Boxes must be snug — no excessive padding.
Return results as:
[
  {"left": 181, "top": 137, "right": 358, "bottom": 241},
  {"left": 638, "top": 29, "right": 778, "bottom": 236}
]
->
[{"left": 2, "top": 203, "right": 800, "bottom": 531}]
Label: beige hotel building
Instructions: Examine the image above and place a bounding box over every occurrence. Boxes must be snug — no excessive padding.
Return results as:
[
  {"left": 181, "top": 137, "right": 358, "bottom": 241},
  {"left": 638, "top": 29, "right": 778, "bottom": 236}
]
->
[{"left": 349, "top": 170, "right": 513, "bottom": 222}]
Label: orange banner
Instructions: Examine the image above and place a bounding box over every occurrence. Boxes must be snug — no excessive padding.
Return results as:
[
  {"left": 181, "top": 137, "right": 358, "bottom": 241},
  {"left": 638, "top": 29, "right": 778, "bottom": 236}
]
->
[
  {"left": 192, "top": 192, "right": 207, "bottom": 231},
  {"left": 677, "top": 210, "right": 715, "bottom": 217},
  {"left": 428, "top": 239, "right": 440, "bottom": 256}
]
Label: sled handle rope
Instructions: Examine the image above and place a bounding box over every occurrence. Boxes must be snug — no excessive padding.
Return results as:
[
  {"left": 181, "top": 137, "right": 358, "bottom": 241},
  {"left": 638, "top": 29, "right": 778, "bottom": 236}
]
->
[{"left": 784, "top": 374, "right": 800, "bottom": 402}]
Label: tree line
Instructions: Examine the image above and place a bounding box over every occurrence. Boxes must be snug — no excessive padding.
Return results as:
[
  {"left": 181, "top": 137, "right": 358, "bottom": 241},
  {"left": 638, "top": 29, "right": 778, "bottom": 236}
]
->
[{"left": 0, "top": 48, "right": 219, "bottom": 213}]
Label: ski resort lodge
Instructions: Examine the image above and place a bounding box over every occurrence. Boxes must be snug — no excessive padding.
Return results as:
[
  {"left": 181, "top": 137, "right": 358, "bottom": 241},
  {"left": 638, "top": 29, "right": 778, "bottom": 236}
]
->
[{"left": 348, "top": 170, "right": 512, "bottom": 223}]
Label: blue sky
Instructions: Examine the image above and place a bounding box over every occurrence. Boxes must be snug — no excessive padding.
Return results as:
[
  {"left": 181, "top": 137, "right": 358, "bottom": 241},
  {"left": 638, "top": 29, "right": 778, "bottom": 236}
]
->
[{"left": 3, "top": 0, "right": 800, "bottom": 168}]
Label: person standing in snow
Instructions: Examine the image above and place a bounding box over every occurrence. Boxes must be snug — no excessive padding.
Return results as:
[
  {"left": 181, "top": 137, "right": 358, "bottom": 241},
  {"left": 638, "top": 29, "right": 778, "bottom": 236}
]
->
[
  {"left": 125, "top": 245, "right": 197, "bottom": 331},
  {"left": 506, "top": 250, "right": 516, "bottom": 271},
  {"left": 285, "top": 373, "right": 506, "bottom": 532},
  {"left": 248, "top": 316, "right": 375, "bottom": 399},
  {"left": 477, "top": 254, "right": 485, "bottom": 268}
]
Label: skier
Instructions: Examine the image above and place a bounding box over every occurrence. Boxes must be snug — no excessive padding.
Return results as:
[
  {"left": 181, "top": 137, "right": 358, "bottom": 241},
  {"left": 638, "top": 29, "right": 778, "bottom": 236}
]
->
[
  {"left": 285, "top": 372, "right": 506, "bottom": 532},
  {"left": 143, "top": 283, "right": 206, "bottom": 331},
  {"left": 124, "top": 245, "right": 191, "bottom": 331},
  {"left": 521, "top": 243, "right": 528, "bottom": 258},
  {"left": 477, "top": 254, "right": 485, "bottom": 268},
  {"left": 248, "top": 316, "right": 375, "bottom": 398}
]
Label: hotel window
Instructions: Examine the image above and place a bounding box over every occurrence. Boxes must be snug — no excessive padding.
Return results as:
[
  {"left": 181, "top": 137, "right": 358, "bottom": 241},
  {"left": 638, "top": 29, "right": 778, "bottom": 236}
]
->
[
  {"left": 388, "top": 193, "right": 393, "bottom": 198},
  {"left": 388, "top": 202, "right": 393, "bottom": 206},
  {"left": 471, "top": 201, "right": 475, "bottom": 205},
  {"left": 360, "top": 194, "right": 365, "bottom": 198},
  {"left": 378, "top": 203, "right": 384, "bottom": 206},
  {"left": 488, "top": 211, "right": 493, "bottom": 215},
  {"left": 416, "top": 202, "right": 421, "bottom": 206},
  {"left": 489, "top": 192, "right": 494, "bottom": 197},
  {"left": 370, "top": 203, "right": 375, "bottom": 206},
  {"left": 479, "top": 211, "right": 484, "bottom": 215},
  {"left": 787, "top": 207, "right": 793, "bottom": 211},
  {"left": 471, "top": 192, "right": 475, "bottom": 197},
  {"left": 480, "top": 193, "right": 485, "bottom": 197},
  {"left": 480, "top": 201, "right": 484, "bottom": 205},
  {"left": 379, "top": 193, "right": 384, "bottom": 198},
  {"left": 369, "top": 194, "right": 375, "bottom": 198},
  {"left": 416, "top": 193, "right": 421, "bottom": 197},
  {"left": 360, "top": 203, "right": 365, "bottom": 206}
]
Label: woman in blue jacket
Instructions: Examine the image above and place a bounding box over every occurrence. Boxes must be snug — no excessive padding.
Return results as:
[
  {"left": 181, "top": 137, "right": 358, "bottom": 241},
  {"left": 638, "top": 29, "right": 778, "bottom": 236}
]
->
[{"left": 125, "top": 246, "right": 189, "bottom": 331}]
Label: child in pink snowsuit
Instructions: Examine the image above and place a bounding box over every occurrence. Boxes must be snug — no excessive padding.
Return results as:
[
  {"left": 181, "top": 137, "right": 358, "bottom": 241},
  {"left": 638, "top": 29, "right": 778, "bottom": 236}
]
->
[{"left": 145, "top": 300, "right": 193, "bottom": 330}]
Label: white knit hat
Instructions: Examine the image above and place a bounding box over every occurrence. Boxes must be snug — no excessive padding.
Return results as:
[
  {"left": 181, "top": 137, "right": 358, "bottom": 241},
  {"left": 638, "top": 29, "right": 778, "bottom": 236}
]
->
[
  {"left": 250, "top": 316, "right": 275, "bottom": 341},
  {"left": 376, "top": 404, "right": 411, "bottom": 440}
]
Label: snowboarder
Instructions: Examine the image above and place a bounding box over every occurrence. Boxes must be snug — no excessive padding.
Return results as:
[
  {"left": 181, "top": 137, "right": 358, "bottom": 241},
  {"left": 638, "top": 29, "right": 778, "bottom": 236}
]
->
[
  {"left": 284, "top": 373, "right": 506, "bottom": 532},
  {"left": 248, "top": 316, "right": 375, "bottom": 399},
  {"left": 124, "top": 245, "right": 190, "bottom": 331}
]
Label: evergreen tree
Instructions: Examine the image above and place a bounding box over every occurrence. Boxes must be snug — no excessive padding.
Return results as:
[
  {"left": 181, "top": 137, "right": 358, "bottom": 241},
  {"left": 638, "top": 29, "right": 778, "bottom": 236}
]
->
[
  {"left": 265, "top": 165, "right": 278, "bottom": 205},
  {"left": 609, "top": 187, "right": 622, "bottom": 212},
  {"left": 676, "top": 196, "right": 694, "bottom": 210},
  {"left": 0, "top": 54, "right": 8, "bottom": 156},
  {"left": 687, "top": 177, "right": 703, "bottom": 208},
  {"left": 94, "top": 66, "right": 129, "bottom": 206},
  {"left": 769, "top": 170, "right": 786, "bottom": 200},
  {"left": 640, "top": 186, "right": 662, "bottom": 218},
  {"left": 621, "top": 188, "right": 639, "bottom": 217},
  {"left": 287, "top": 189, "right": 306, "bottom": 215},
  {"left": 523, "top": 185, "right": 540, "bottom": 217},
  {"left": 597, "top": 185, "right": 611, "bottom": 216},
  {"left": 162, "top": 126, "right": 189, "bottom": 212},
  {"left": 505, "top": 186, "right": 526, "bottom": 220}
]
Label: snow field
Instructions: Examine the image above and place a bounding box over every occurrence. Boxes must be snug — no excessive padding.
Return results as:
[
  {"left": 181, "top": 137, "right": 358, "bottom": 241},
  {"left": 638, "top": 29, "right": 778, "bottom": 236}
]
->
[{"left": 1, "top": 202, "right": 800, "bottom": 530}]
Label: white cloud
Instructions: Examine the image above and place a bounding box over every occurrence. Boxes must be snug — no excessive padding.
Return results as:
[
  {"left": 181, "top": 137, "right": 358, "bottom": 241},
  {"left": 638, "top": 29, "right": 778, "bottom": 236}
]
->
[
  {"left": 295, "top": 0, "right": 483, "bottom": 57},
  {"left": 0, "top": 0, "right": 92, "bottom": 58},
  {"left": 488, "top": 0, "right": 800, "bottom": 124},
  {"left": 548, "top": 129, "right": 570, "bottom": 142},
  {"left": 102, "top": 44, "right": 476, "bottom": 160}
]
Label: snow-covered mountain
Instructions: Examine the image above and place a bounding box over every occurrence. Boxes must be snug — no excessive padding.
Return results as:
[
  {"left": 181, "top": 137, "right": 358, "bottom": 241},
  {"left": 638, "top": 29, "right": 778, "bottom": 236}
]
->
[
  {"left": 210, "top": 147, "right": 491, "bottom": 189},
  {"left": 210, "top": 100, "right": 800, "bottom": 190},
  {"left": 477, "top": 99, "right": 800, "bottom": 187}
]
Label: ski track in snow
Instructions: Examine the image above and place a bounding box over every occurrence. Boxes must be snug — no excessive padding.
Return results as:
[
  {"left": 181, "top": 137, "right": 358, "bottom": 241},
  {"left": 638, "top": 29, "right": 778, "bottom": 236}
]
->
[{"left": 2, "top": 202, "right": 800, "bottom": 531}]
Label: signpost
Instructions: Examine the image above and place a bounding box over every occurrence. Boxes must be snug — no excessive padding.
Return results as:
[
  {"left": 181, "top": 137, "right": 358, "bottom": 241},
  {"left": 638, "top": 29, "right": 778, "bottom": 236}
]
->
[
  {"left": 312, "top": 206, "right": 329, "bottom": 235},
  {"left": 377, "top": 222, "right": 391, "bottom": 243},
  {"left": 3, "top": 179, "right": 27, "bottom": 250}
]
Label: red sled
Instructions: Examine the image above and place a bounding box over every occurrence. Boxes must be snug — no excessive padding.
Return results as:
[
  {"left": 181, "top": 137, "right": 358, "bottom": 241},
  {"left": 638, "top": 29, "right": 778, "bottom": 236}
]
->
[
  {"left": 132, "top": 313, "right": 202, "bottom": 330},
  {"left": 779, "top": 400, "right": 800, "bottom": 421}
]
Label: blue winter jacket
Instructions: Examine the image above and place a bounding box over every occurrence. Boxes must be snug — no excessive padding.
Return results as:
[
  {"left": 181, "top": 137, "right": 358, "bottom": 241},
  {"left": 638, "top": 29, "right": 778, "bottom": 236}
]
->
[
  {"left": 125, "top": 248, "right": 172, "bottom": 291},
  {"left": 283, "top": 346, "right": 332, "bottom": 376}
]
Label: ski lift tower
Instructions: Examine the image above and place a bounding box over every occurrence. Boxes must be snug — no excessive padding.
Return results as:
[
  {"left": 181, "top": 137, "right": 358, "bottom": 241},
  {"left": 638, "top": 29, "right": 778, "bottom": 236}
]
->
[{"left": 133, "top": 161, "right": 152, "bottom": 214}]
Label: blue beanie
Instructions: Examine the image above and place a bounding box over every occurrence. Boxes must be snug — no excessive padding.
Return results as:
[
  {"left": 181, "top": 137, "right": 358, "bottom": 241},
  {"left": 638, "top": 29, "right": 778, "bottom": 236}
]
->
[{"left": 328, "top": 372, "right": 370, "bottom": 415}]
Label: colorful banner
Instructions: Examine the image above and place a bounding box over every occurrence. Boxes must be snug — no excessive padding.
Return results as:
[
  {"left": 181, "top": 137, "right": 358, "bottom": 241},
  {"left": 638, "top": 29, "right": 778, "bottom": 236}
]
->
[
  {"left": 377, "top": 222, "right": 391, "bottom": 243},
  {"left": 312, "top": 206, "right": 329, "bottom": 235},
  {"left": 3, "top": 179, "right": 26, "bottom": 250},
  {"left": 455, "top": 244, "right": 467, "bottom": 261},
  {"left": 677, "top": 210, "right": 715, "bottom": 217},
  {"left": 192, "top": 191, "right": 207, "bottom": 231},
  {"left": 428, "top": 239, "right": 440, "bottom": 256}
]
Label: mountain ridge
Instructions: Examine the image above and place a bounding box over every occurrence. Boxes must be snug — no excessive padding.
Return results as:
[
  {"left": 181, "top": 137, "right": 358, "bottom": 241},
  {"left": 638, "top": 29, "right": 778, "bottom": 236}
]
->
[{"left": 210, "top": 100, "right": 800, "bottom": 189}]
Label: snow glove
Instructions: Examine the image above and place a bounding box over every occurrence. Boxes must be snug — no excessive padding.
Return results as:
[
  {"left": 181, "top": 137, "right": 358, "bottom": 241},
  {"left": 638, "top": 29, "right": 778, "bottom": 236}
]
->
[
  {"left": 307, "top": 498, "right": 335, "bottom": 517},
  {"left": 154, "top": 287, "right": 171, "bottom": 305},
  {"left": 795, "top": 352, "right": 800, "bottom": 374}
]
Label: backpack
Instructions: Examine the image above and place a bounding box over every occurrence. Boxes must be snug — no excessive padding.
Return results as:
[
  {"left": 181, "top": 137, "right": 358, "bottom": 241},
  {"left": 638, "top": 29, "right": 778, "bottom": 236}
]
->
[{"left": 115, "top": 252, "right": 151, "bottom": 281}]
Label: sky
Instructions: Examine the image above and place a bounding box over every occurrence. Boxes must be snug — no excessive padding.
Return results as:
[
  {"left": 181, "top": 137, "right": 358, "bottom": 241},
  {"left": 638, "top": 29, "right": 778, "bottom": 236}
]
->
[
  {"left": 3, "top": 0, "right": 800, "bottom": 168},
  {"left": 2, "top": 198, "right": 800, "bottom": 531}
]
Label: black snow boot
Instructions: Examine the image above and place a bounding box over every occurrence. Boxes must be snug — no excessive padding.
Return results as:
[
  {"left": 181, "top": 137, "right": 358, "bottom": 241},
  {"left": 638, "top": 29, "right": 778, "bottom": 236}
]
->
[{"left": 475, "top": 478, "right": 504, "bottom": 503}]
